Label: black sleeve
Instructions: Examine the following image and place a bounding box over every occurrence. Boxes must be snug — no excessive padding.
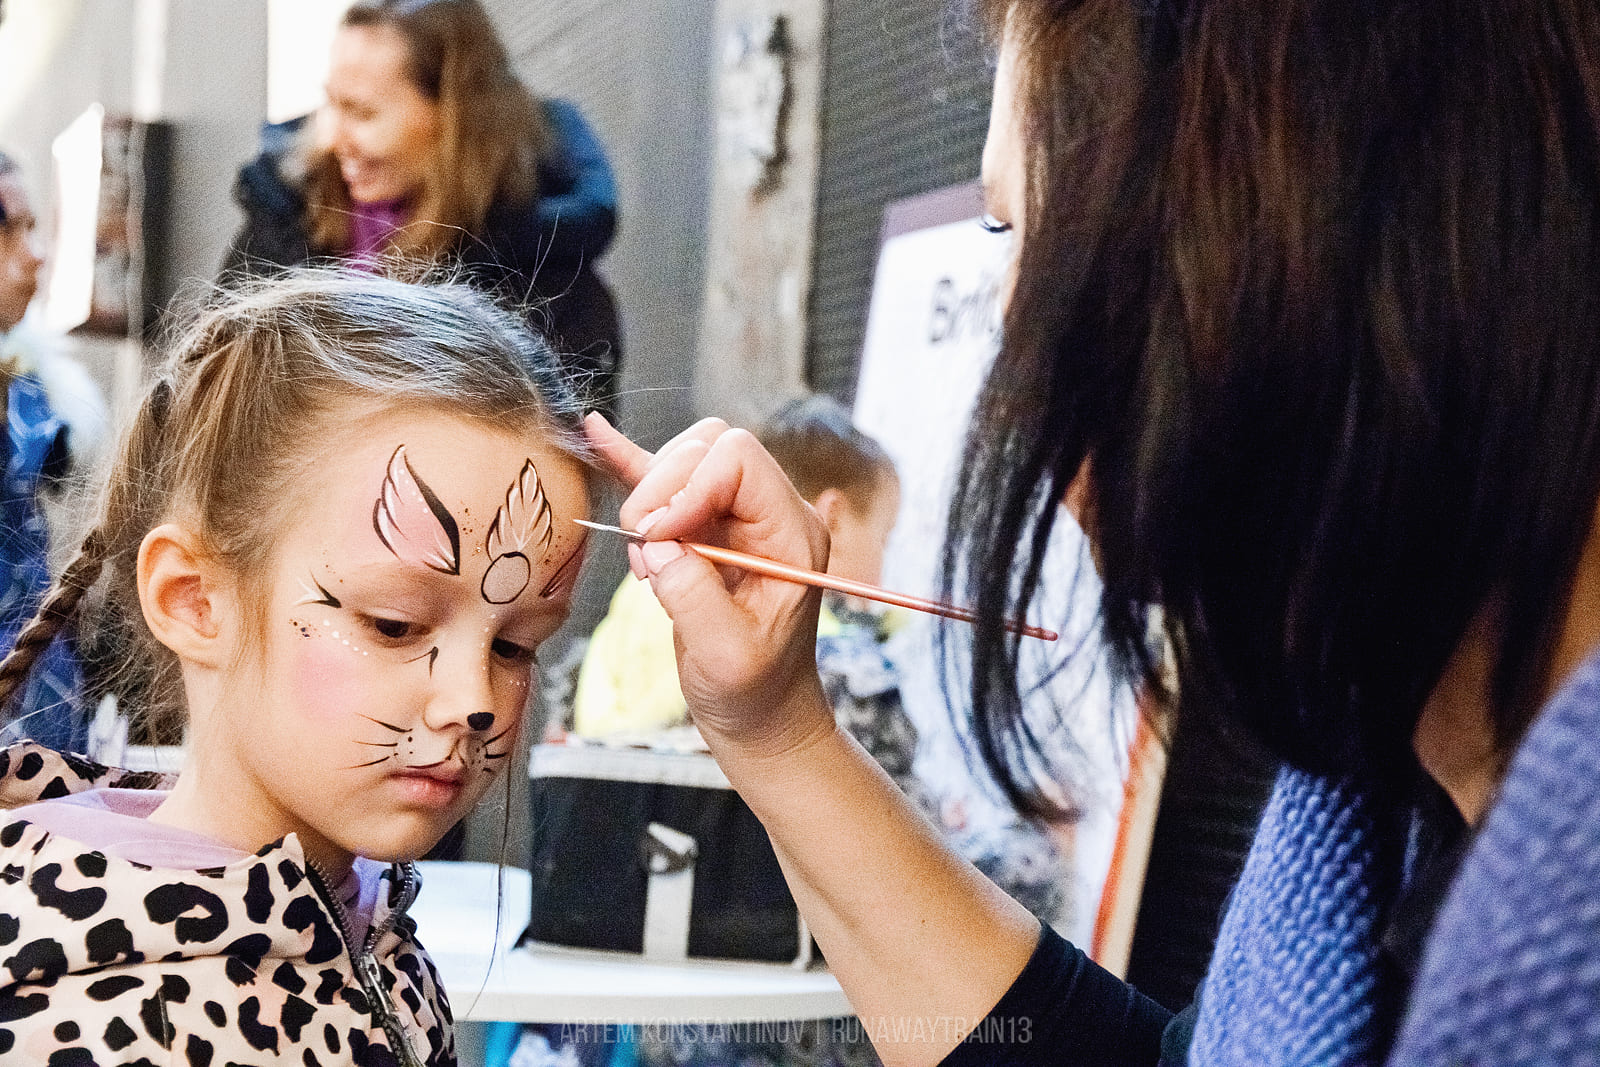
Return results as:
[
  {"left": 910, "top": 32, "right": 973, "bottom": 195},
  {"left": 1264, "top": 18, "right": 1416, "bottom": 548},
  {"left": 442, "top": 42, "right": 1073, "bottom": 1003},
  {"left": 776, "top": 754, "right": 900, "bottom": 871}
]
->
[{"left": 938, "top": 925, "right": 1173, "bottom": 1066}]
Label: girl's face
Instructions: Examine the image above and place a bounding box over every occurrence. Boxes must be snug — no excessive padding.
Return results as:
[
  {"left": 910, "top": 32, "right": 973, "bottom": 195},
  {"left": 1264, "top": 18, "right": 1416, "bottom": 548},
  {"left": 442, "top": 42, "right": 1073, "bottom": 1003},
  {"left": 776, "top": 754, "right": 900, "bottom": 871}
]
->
[
  {"left": 210, "top": 410, "right": 588, "bottom": 872},
  {"left": 322, "top": 23, "right": 441, "bottom": 205}
]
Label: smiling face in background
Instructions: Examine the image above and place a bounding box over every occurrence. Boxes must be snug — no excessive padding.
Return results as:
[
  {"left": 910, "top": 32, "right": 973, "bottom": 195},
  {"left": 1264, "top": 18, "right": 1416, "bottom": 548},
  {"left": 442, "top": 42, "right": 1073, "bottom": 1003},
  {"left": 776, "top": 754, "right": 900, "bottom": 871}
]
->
[
  {"left": 201, "top": 408, "right": 589, "bottom": 872},
  {"left": 322, "top": 23, "right": 441, "bottom": 205},
  {"left": 0, "top": 172, "right": 44, "bottom": 331}
]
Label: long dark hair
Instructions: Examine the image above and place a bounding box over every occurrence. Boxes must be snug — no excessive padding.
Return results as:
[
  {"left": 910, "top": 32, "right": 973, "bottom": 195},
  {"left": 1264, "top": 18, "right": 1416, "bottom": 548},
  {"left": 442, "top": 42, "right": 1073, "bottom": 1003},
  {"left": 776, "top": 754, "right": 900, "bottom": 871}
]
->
[{"left": 951, "top": 0, "right": 1600, "bottom": 816}]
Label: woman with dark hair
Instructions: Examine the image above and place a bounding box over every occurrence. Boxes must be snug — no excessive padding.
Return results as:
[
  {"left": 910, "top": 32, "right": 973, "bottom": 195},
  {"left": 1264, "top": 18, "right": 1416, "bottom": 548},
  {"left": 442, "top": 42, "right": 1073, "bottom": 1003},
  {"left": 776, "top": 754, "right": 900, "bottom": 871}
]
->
[
  {"left": 583, "top": 0, "right": 1600, "bottom": 1064},
  {"left": 225, "top": 0, "right": 622, "bottom": 419}
]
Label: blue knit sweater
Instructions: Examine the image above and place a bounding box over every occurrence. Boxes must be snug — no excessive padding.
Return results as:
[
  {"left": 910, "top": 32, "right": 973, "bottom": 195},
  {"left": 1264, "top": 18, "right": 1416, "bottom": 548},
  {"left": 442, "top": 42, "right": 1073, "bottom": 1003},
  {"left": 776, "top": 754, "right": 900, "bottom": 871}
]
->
[{"left": 1193, "top": 646, "right": 1600, "bottom": 1065}]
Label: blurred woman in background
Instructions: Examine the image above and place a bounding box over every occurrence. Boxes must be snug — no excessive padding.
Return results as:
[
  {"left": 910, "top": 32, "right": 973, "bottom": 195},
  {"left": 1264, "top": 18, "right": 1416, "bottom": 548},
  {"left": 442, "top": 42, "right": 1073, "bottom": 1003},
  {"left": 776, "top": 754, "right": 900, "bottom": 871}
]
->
[{"left": 225, "top": 0, "right": 623, "bottom": 419}]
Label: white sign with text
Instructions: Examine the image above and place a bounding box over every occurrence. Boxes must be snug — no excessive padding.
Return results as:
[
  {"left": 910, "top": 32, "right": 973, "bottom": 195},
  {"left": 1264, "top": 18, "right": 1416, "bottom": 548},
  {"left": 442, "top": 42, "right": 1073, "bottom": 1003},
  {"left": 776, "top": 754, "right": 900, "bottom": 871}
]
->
[{"left": 852, "top": 185, "right": 1134, "bottom": 944}]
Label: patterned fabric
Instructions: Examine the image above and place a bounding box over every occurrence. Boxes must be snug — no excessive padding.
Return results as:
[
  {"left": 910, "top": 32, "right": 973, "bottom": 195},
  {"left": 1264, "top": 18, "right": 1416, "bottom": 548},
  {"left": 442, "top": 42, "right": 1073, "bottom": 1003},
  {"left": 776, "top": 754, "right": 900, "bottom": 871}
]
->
[
  {"left": 0, "top": 373, "right": 82, "bottom": 750},
  {"left": 0, "top": 743, "right": 456, "bottom": 1065},
  {"left": 1188, "top": 646, "right": 1600, "bottom": 1067},
  {"left": 816, "top": 596, "right": 920, "bottom": 792}
]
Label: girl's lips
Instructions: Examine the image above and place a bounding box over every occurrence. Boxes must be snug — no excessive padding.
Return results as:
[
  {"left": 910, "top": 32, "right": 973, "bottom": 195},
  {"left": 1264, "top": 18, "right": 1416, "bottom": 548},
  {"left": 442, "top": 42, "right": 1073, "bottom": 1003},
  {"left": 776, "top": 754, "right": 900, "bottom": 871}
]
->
[
  {"left": 394, "top": 763, "right": 464, "bottom": 786},
  {"left": 389, "top": 768, "right": 464, "bottom": 807}
]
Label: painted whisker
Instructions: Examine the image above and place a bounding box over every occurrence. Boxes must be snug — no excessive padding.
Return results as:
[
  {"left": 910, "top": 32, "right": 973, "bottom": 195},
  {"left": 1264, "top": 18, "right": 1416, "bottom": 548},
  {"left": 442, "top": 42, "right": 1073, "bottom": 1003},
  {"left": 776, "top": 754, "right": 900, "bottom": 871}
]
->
[
  {"left": 360, "top": 715, "right": 407, "bottom": 732},
  {"left": 348, "top": 756, "right": 393, "bottom": 769}
]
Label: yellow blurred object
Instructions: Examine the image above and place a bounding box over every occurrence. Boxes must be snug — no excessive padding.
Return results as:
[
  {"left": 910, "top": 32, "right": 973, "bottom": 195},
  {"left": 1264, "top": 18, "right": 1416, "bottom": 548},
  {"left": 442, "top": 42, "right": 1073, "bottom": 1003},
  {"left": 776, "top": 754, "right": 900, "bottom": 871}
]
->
[
  {"left": 572, "top": 574, "right": 875, "bottom": 738},
  {"left": 572, "top": 574, "right": 687, "bottom": 737}
]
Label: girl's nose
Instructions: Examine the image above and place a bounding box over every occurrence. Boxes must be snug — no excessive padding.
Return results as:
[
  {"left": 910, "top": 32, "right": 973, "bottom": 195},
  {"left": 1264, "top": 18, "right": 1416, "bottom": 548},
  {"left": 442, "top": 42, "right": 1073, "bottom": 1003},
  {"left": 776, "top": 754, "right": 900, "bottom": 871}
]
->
[{"left": 420, "top": 648, "right": 496, "bottom": 733}]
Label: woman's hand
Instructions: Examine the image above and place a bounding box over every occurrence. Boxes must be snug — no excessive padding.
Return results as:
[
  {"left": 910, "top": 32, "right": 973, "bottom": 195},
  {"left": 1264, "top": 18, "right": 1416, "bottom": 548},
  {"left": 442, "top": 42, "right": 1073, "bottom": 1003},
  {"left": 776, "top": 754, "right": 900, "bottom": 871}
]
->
[
  {"left": 587, "top": 412, "right": 1044, "bottom": 1065},
  {"left": 583, "top": 414, "right": 836, "bottom": 760}
]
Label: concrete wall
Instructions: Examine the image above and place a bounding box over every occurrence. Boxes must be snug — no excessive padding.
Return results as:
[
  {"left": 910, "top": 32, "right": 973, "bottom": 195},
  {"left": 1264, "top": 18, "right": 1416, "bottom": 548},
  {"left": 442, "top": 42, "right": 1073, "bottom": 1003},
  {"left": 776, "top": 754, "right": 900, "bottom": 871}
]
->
[
  {"left": 141, "top": 0, "right": 268, "bottom": 308},
  {"left": 0, "top": 0, "right": 267, "bottom": 306},
  {"left": 694, "top": 0, "right": 828, "bottom": 429},
  {"left": 0, "top": 0, "right": 268, "bottom": 410},
  {"left": 0, "top": 0, "right": 136, "bottom": 186}
]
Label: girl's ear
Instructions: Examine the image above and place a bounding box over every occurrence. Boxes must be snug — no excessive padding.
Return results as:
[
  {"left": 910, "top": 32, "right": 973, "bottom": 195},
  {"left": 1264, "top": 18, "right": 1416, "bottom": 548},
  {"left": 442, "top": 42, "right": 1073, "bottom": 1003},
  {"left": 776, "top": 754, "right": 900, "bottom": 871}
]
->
[{"left": 137, "top": 523, "right": 236, "bottom": 668}]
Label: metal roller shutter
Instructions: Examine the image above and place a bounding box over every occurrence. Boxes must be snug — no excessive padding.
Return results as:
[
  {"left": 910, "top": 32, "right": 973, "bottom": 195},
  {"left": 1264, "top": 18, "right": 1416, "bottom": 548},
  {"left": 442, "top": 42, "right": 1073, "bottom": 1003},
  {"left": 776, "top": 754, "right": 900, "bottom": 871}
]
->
[{"left": 807, "top": 1, "right": 994, "bottom": 400}]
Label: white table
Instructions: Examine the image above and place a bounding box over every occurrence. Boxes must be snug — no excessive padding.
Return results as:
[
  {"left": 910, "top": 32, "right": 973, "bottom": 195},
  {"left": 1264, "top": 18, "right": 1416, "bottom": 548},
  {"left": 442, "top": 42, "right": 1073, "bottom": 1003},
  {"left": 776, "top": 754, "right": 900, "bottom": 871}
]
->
[{"left": 410, "top": 861, "right": 853, "bottom": 1025}]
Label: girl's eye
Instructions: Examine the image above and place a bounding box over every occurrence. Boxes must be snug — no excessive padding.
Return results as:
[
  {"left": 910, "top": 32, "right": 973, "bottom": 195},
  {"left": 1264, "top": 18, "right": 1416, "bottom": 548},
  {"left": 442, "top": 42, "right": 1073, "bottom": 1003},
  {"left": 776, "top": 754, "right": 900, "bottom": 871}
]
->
[
  {"left": 370, "top": 617, "right": 413, "bottom": 640},
  {"left": 491, "top": 637, "right": 537, "bottom": 665}
]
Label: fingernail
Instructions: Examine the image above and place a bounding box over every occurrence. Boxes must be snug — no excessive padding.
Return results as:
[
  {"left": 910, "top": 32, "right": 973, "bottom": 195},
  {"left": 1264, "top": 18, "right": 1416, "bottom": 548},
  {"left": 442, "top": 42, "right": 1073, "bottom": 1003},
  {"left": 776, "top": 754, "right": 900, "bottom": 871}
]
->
[
  {"left": 628, "top": 542, "right": 646, "bottom": 580},
  {"left": 640, "top": 539, "right": 685, "bottom": 573},
  {"left": 636, "top": 506, "right": 669, "bottom": 535}
]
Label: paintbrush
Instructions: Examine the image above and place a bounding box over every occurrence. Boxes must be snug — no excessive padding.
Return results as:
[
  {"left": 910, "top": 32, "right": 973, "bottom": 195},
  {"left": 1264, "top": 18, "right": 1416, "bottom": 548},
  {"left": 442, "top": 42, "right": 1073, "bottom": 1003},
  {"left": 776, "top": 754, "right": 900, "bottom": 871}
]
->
[{"left": 574, "top": 519, "right": 1058, "bottom": 641}]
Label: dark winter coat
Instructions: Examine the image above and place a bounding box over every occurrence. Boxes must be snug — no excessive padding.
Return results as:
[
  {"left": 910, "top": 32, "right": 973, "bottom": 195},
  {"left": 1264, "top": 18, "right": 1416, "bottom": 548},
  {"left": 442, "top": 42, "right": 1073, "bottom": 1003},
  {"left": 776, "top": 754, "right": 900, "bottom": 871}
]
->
[{"left": 223, "top": 98, "right": 623, "bottom": 419}]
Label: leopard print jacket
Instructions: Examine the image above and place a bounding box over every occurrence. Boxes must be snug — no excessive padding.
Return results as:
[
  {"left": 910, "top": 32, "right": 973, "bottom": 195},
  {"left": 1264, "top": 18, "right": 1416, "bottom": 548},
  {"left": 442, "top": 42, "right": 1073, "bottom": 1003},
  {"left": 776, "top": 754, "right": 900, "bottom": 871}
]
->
[{"left": 0, "top": 743, "right": 455, "bottom": 1065}]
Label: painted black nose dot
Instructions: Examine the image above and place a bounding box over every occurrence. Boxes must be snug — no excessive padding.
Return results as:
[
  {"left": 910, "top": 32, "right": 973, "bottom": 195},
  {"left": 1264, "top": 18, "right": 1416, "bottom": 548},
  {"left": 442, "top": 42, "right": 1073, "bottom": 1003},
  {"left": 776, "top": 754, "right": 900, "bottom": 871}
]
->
[{"left": 467, "top": 712, "right": 495, "bottom": 732}]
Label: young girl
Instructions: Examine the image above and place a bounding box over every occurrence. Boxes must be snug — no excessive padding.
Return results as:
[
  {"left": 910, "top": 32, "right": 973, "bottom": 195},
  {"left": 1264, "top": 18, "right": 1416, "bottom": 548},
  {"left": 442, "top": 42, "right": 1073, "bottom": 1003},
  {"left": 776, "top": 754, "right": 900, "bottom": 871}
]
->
[{"left": 0, "top": 269, "right": 591, "bottom": 1065}]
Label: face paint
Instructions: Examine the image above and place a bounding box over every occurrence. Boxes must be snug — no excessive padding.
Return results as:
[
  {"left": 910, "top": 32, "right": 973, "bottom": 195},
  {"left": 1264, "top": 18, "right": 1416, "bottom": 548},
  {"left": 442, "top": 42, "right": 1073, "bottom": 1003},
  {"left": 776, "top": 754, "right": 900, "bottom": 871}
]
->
[
  {"left": 295, "top": 577, "right": 344, "bottom": 609},
  {"left": 374, "top": 445, "right": 461, "bottom": 575},
  {"left": 199, "top": 413, "right": 588, "bottom": 875},
  {"left": 481, "top": 458, "right": 555, "bottom": 604},
  {"left": 540, "top": 536, "right": 588, "bottom": 600},
  {"left": 406, "top": 646, "right": 440, "bottom": 675},
  {"left": 353, "top": 713, "right": 513, "bottom": 776}
]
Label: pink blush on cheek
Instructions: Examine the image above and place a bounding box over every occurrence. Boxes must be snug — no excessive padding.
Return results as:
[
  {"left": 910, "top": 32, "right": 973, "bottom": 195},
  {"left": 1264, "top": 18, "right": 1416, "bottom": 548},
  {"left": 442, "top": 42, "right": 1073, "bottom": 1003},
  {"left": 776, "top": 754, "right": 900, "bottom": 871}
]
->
[{"left": 289, "top": 635, "right": 376, "bottom": 726}]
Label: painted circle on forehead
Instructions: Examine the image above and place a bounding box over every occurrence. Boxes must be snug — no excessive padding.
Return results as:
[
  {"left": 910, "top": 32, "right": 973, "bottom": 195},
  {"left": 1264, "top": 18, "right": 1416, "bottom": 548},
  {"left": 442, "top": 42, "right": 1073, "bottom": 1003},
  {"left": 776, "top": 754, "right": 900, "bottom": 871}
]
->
[{"left": 481, "top": 552, "right": 530, "bottom": 604}]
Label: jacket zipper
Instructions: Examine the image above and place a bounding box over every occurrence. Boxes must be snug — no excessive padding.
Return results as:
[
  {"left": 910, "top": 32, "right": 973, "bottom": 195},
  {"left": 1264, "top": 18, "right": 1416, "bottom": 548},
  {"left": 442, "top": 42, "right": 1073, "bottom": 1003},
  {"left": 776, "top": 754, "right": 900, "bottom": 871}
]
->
[{"left": 305, "top": 858, "right": 425, "bottom": 1067}]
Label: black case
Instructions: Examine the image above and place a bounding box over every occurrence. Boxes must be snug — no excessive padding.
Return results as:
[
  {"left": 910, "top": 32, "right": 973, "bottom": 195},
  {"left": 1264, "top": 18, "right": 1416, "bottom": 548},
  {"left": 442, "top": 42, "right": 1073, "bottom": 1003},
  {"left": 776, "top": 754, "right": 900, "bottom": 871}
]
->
[{"left": 521, "top": 744, "right": 808, "bottom": 963}]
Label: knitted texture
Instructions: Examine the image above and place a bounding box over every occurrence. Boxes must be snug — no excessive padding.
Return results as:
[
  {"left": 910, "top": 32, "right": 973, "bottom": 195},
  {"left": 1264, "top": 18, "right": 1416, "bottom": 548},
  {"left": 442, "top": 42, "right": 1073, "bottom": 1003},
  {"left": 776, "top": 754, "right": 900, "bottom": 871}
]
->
[
  {"left": 1388, "top": 652, "right": 1600, "bottom": 1067},
  {"left": 1187, "top": 648, "right": 1600, "bottom": 1067},
  {"left": 1189, "top": 765, "right": 1399, "bottom": 1067}
]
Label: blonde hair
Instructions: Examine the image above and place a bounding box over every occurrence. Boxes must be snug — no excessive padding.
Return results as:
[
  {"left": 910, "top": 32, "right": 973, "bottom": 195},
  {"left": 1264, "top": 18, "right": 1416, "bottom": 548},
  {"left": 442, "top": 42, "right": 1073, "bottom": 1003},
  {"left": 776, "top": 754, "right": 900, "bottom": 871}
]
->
[
  {"left": 0, "top": 268, "right": 587, "bottom": 740},
  {"left": 304, "top": 0, "right": 548, "bottom": 260}
]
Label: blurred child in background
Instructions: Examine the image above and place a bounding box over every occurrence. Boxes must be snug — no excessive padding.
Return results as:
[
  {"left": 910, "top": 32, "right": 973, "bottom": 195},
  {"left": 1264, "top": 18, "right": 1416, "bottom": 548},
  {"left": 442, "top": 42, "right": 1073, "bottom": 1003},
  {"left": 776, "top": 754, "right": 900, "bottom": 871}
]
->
[{"left": 0, "top": 149, "right": 108, "bottom": 751}]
